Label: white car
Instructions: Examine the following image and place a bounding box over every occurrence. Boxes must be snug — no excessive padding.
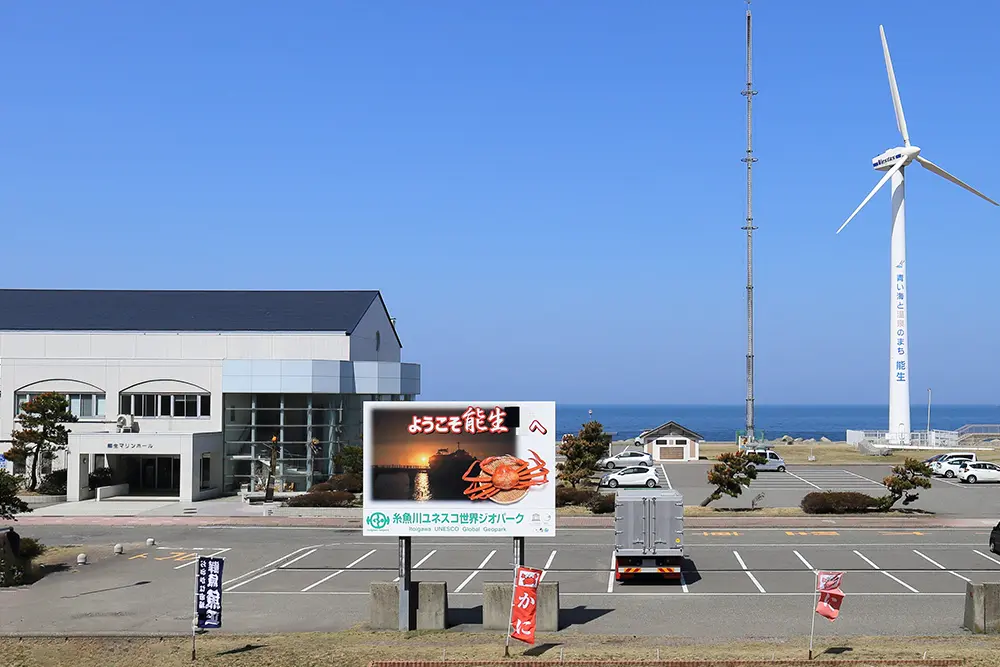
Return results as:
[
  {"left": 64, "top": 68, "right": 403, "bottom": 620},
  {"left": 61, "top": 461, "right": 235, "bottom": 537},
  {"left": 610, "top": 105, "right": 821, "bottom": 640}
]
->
[
  {"left": 959, "top": 462, "right": 1000, "bottom": 484},
  {"left": 933, "top": 454, "right": 977, "bottom": 478},
  {"left": 596, "top": 450, "right": 654, "bottom": 470},
  {"left": 599, "top": 466, "right": 659, "bottom": 489}
]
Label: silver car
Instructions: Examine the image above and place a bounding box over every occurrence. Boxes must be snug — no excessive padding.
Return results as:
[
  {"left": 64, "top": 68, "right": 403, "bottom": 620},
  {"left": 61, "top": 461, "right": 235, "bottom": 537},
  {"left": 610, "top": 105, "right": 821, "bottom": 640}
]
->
[
  {"left": 746, "top": 448, "right": 787, "bottom": 472},
  {"left": 597, "top": 450, "right": 654, "bottom": 469}
]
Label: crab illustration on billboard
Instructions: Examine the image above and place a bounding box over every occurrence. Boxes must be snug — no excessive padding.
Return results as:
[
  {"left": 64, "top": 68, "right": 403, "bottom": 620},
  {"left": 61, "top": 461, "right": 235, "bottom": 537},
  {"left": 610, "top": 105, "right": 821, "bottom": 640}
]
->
[{"left": 362, "top": 401, "right": 556, "bottom": 537}]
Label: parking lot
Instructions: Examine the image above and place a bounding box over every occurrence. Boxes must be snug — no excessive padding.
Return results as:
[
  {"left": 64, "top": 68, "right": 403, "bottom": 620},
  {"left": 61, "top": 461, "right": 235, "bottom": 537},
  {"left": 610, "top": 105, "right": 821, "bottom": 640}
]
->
[{"left": 3, "top": 525, "right": 997, "bottom": 638}]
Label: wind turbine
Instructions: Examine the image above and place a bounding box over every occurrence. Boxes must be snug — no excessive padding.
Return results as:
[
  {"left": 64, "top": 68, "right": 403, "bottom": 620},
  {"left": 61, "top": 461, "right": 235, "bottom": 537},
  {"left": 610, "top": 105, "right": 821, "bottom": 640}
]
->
[{"left": 837, "top": 25, "right": 998, "bottom": 446}]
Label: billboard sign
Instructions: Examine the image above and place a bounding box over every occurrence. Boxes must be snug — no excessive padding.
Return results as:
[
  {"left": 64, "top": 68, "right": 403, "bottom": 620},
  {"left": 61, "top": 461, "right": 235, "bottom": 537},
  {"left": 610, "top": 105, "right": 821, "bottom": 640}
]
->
[{"left": 362, "top": 401, "right": 556, "bottom": 537}]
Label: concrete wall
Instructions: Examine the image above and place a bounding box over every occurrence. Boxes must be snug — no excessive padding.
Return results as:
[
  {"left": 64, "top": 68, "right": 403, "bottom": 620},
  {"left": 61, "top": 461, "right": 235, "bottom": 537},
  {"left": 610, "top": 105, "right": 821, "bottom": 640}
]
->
[{"left": 96, "top": 483, "right": 129, "bottom": 501}]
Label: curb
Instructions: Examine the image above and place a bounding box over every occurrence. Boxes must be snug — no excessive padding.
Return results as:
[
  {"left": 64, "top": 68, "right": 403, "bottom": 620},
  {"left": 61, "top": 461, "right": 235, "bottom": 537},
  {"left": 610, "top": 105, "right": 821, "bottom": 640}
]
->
[{"left": 9, "top": 515, "right": 990, "bottom": 529}]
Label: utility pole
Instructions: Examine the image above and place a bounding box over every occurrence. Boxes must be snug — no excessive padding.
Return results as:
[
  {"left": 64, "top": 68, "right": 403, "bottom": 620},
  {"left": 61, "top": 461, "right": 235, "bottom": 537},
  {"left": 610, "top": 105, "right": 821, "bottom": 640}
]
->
[{"left": 741, "top": 1, "right": 759, "bottom": 443}]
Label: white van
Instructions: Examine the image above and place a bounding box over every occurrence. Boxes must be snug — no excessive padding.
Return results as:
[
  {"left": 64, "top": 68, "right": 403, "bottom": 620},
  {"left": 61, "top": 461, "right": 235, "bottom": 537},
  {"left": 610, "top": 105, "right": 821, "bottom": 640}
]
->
[{"left": 931, "top": 452, "right": 977, "bottom": 478}]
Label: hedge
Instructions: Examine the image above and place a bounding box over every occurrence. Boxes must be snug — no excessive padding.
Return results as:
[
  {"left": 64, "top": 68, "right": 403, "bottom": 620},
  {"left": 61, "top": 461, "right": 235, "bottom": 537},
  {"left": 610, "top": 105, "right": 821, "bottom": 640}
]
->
[
  {"left": 38, "top": 469, "right": 67, "bottom": 495},
  {"left": 328, "top": 473, "right": 363, "bottom": 493},
  {"left": 801, "top": 490, "right": 882, "bottom": 514},
  {"left": 588, "top": 492, "right": 617, "bottom": 514},
  {"left": 286, "top": 491, "right": 356, "bottom": 508},
  {"left": 556, "top": 486, "right": 595, "bottom": 507}
]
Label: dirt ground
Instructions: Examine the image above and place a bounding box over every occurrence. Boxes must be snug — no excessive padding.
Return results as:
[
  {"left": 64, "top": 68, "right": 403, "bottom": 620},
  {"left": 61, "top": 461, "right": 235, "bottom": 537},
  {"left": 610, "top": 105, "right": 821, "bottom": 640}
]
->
[
  {"left": 698, "top": 443, "right": 999, "bottom": 465},
  {"left": 0, "top": 632, "right": 994, "bottom": 667}
]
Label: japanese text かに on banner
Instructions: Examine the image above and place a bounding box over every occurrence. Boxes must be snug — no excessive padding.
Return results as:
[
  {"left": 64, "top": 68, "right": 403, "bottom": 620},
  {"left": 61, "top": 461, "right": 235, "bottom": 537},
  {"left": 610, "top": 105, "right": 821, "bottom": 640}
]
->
[
  {"left": 509, "top": 566, "right": 544, "bottom": 645},
  {"left": 815, "top": 570, "right": 845, "bottom": 622},
  {"left": 195, "top": 556, "right": 225, "bottom": 629}
]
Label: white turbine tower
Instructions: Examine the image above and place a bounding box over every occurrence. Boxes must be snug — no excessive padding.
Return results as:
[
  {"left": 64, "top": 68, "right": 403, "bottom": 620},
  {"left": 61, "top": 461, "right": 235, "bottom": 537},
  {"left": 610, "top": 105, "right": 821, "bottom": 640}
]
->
[{"left": 837, "top": 26, "right": 998, "bottom": 445}]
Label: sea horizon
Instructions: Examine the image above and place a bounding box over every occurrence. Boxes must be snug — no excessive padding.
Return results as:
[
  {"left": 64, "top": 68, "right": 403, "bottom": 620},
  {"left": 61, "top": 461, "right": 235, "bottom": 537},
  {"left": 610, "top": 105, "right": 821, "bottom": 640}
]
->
[{"left": 552, "top": 404, "right": 1000, "bottom": 442}]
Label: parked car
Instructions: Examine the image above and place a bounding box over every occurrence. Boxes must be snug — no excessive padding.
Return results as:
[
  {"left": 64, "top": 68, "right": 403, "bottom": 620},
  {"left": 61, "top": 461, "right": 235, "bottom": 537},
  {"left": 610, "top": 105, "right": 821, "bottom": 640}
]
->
[
  {"left": 600, "top": 466, "right": 659, "bottom": 489},
  {"left": 991, "top": 522, "right": 1000, "bottom": 554},
  {"left": 932, "top": 453, "right": 977, "bottom": 478},
  {"left": 597, "top": 450, "right": 654, "bottom": 470},
  {"left": 745, "top": 448, "right": 787, "bottom": 472},
  {"left": 959, "top": 462, "right": 1000, "bottom": 484},
  {"left": 923, "top": 453, "right": 948, "bottom": 465}
]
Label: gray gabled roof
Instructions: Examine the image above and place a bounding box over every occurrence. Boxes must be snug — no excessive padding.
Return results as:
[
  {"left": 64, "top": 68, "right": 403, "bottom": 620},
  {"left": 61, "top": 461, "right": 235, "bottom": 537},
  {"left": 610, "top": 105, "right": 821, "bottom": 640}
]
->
[
  {"left": 0, "top": 289, "right": 385, "bottom": 334},
  {"left": 639, "top": 421, "right": 704, "bottom": 442}
]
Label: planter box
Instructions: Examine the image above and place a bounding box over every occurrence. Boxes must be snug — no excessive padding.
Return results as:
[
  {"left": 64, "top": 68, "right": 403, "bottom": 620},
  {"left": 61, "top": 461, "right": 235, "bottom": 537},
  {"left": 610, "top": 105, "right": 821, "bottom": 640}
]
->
[{"left": 18, "top": 495, "right": 67, "bottom": 509}]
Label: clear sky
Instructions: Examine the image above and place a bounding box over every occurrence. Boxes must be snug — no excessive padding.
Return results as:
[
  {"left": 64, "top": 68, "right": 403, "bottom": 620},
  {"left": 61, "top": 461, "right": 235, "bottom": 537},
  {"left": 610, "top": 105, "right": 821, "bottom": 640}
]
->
[{"left": 3, "top": 1, "right": 998, "bottom": 405}]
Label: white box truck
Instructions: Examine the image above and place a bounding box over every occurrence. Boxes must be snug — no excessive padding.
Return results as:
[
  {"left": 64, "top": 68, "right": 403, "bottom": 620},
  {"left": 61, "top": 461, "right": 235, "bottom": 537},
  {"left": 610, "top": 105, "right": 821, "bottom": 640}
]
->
[{"left": 613, "top": 488, "right": 684, "bottom": 581}]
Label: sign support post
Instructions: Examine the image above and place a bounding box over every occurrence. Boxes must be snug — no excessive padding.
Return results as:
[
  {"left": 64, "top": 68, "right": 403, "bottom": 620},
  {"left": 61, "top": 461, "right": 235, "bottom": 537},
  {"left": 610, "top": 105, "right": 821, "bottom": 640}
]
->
[
  {"left": 191, "top": 571, "right": 198, "bottom": 662},
  {"left": 513, "top": 537, "right": 525, "bottom": 567},
  {"left": 808, "top": 570, "right": 818, "bottom": 659},
  {"left": 398, "top": 536, "right": 412, "bottom": 631}
]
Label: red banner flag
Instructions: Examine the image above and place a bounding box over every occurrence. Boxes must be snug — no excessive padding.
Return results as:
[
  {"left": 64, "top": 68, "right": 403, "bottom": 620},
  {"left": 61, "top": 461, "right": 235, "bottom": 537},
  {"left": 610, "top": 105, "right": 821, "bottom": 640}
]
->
[
  {"left": 815, "top": 588, "right": 845, "bottom": 620},
  {"left": 816, "top": 570, "right": 844, "bottom": 592},
  {"left": 509, "top": 566, "right": 543, "bottom": 645}
]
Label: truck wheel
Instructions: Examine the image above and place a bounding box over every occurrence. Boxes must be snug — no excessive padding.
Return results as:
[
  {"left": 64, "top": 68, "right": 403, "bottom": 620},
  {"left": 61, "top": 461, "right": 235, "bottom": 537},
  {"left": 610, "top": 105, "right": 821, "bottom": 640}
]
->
[
  {"left": 991, "top": 539, "right": 996, "bottom": 554},
  {"left": 608, "top": 479, "right": 619, "bottom": 488},
  {"left": 645, "top": 479, "right": 656, "bottom": 488}
]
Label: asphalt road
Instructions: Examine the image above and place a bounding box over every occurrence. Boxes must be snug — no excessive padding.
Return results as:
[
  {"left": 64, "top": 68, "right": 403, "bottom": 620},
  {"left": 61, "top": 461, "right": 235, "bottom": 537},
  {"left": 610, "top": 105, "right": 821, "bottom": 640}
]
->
[
  {"left": 3, "top": 524, "right": 997, "bottom": 639},
  {"left": 656, "top": 463, "right": 1000, "bottom": 517}
]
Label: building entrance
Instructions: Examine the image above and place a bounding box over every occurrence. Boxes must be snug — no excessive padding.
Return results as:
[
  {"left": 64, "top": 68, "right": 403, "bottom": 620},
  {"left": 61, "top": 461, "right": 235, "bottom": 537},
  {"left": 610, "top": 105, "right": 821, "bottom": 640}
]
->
[{"left": 125, "top": 455, "right": 181, "bottom": 495}]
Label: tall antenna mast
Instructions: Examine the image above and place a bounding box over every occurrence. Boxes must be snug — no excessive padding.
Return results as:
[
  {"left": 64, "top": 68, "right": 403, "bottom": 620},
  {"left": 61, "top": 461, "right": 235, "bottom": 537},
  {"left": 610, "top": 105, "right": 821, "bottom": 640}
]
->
[{"left": 741, "top": 0, "right": 758, "bottom": 443}]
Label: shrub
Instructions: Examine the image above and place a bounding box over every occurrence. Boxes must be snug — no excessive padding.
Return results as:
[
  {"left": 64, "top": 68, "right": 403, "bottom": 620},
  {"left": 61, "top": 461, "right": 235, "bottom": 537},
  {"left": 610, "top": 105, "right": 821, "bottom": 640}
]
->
[
  {"left": 88, "top": 467, "right": 114, "bottom": 489},
  {"left": 286, "top": 491, "right": 356, "bottom": 508},
  {"left": 588, "top": 492, "right": 617, "bottom": 514},
  {"left": 335, "top": 446, "right": 363, "bottom": 475},
  {"left": 17, "top": 537, "right": 46, "bottom": 561},
  {"left": 801, "top": 491, "right": 880, "bottom": 514},
  {"left": 328, "top": 473, "right": 363, "bottom": 493},
  {"left": 556, "top": 486, "right": 595, "bottom": 507},
  {"left": 308, "top": 482, "right": 333, "bottom": 493},
  {"left": 38, "top": 469, "right": 67, "bottom": 495}
]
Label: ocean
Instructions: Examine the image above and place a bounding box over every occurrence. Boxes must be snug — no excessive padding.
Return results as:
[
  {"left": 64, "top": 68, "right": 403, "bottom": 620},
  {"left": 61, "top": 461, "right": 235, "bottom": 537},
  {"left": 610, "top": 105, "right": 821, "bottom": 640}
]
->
[{"left": 555, "top": 404, "right": 1000, "bottom": 442}]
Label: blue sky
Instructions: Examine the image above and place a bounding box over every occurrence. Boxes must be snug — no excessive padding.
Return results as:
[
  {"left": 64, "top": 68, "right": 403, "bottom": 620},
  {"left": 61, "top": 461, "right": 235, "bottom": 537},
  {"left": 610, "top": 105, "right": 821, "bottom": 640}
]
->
[{"left": 2, "top": 1, "right": 998, "bottom": 405}]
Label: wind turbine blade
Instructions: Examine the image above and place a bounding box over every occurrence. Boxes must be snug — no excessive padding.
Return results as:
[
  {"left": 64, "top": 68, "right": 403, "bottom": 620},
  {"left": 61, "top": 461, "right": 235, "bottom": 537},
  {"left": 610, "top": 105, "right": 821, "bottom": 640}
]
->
[
  {"left": 880, "top": 25, "right": 910, "bottom": 147},
  {"left": 915, "top": 155, "right": 1000, "bottom": 206},
  {"left": 836, "top": 159, "right": 905, "bottom": 234}
]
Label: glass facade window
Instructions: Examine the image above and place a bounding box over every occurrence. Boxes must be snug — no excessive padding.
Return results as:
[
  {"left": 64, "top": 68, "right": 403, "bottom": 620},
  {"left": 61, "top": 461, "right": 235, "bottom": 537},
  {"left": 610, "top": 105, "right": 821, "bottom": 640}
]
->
[
  {"left": 120, "top": 393, "right": 211, "bottom": 418},
  {"left": 16, "top": 392, "right": 106, "bottom": 419},
  {"left": 222, "top": 393, "right": 408, "bottom": 493}
]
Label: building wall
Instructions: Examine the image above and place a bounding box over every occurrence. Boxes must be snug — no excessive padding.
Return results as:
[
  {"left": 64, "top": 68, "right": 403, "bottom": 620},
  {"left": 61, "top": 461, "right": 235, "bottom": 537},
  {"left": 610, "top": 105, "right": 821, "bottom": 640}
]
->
[{"left": 350, "top": 300, "right": 401, "bottom": 363}]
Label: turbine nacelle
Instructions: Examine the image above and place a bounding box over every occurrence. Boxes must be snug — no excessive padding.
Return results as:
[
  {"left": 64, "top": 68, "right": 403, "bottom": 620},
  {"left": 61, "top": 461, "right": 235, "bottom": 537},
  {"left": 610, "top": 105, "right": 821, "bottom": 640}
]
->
[{"left": 872, "top": 146, "right": 920, "bottom": 172}]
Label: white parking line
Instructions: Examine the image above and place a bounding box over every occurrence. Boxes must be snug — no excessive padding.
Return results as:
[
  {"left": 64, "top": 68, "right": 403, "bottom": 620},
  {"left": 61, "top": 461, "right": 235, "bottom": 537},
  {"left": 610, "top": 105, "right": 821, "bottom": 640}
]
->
[
  {"left": 679, "top": 572, "right": 689, "bottom": 593},
  {"left": 174, "top": 547, "right": 231, "bottom": 570},
  {"left": 223, "top": 544, "right": 324, "bottom": 590},
  {"left": 301, "top": 549, "right": 376, "bottom": 592},
  {"left": 853, "top": 549, "right": 919, "bottom": 592},
  {"left": 393, "top": 549, "right": 438, "bottom": 583},
  {"left": 607, "top": 552, "right": 616, "bottom": 593},
  {"left": 539, "top": 550, "right": 557, "bottom": 581},
  {"left": 279, "top": 548, "right": 317, "bottom": 569},
  {"left": 793, "top": 550, "right": 815, "bottom": 571},
  {"left": 228, "top": 590, "right": 959, "bottom": 598},
  {"left": 783, "top": 471, "right": 822, "bottom": 490},
  {"left": 660, "top": 464, "right": 671, "bottom": 489},
  {"left": 912, "top": 549, "right": 971, "bottom": 583},
  {"left": 227, "top": 568, "right": 276, "bottom": 591},
  {"left": 840, "top": 469, "right": 887, "bottom": 487},
  {"left": 455, "top": 550, "right": 496, "bottom": 593},
  {"left": 733, "top": 550, "right": 766, "bottom": 593},
  {"left": 974, "top": 549, "right": 1000, "bottom": 566}
]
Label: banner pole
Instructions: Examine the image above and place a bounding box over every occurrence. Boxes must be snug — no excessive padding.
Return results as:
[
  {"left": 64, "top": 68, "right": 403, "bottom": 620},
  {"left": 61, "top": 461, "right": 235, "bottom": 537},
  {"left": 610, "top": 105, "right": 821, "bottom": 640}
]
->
[
  {"left": 504, "top": 561, "right": 518, "bottom": 657},
  {"left": 808, "top": 570, "right": 818, "bottom": 660},
  {"left": 192, "top": 555, "right": 200, "bottom": 661}
]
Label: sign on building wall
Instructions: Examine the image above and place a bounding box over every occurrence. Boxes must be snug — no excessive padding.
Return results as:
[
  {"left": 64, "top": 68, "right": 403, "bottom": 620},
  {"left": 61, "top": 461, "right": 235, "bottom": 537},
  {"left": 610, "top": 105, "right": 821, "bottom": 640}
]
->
[{"left": 362, "top": 401, "right": 556, "bottom": 537}]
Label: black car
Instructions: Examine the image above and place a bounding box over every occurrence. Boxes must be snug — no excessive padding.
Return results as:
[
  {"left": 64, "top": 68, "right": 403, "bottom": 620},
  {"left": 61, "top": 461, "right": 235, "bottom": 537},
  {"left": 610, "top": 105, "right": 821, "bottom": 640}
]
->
[{"left": 990, "top": 522, "right": 1000, "bottom": 554}]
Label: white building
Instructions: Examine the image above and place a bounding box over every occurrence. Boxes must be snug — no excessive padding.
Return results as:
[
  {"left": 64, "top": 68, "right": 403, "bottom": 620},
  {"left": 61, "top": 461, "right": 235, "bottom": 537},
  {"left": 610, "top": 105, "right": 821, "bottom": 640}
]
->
[
  {"left": 0, "top": 289, "right": 420, "bottom": 502},
  {"left": 635, "top": 421, "right": 703, "bottom": 462}
]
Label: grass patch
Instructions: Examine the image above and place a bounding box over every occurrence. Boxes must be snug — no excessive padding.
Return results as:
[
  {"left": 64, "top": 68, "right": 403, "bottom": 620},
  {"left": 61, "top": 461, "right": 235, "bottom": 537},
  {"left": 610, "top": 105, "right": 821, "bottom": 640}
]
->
[
  {"left": 699, "top": 442, "right": 1000, "bottom": 466},
  {"left": 0, "top": 632, "right": 995, "bottom": 667}
]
